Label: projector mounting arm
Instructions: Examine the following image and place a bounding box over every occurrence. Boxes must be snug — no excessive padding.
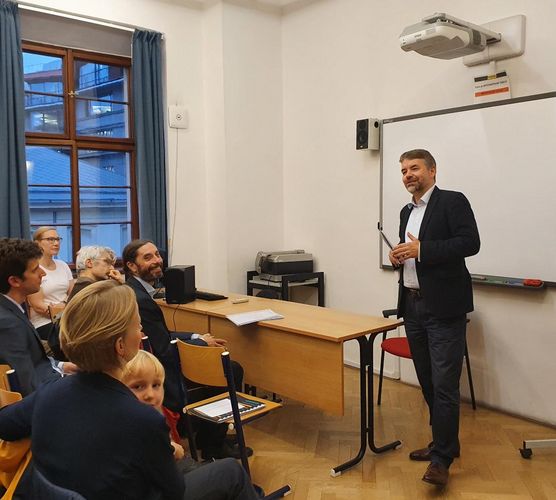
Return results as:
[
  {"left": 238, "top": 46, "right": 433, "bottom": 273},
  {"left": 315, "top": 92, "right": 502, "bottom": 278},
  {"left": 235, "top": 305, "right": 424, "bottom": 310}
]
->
[{"left": 422, "top": 12, "right": 501, "bottom": 44}]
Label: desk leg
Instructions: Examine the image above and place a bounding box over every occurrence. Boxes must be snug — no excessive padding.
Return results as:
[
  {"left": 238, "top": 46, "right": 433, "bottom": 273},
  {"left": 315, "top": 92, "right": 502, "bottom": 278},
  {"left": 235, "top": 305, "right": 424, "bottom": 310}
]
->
[
  {"left": 330, "top": 336, "right": 369, "bottom": 476},
  {"left": 317, "top": 273, "right": 325, "bottom": 307},
  {"left": 281, "top": 279, "right": 289, "bottom": 301},
  {"left": 367, "top": 332, "right": 401, "bottom": 453},
  {"left": 331, "top": 333, "right": 401, "bottom": 477}
]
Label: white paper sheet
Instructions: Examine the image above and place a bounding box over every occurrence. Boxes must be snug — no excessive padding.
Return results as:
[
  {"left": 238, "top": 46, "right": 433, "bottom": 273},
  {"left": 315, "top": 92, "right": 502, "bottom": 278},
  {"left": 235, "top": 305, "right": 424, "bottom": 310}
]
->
[{"left": 226, "top": 309, "right": 284, "bottom": 326}]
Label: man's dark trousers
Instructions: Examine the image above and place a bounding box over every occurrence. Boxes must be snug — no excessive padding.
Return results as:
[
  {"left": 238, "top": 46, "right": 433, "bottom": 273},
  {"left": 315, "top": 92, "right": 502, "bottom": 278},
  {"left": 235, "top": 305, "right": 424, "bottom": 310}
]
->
[{"left": 403, "top": 289, "right": 466, "bottom": 468}]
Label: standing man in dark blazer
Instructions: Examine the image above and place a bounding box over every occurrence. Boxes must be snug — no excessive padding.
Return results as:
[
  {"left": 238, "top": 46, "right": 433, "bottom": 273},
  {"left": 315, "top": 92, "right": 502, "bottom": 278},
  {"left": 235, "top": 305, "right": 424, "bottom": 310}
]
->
[
  {"left": 389, "top": 149, "right": 480, "bottom": 486},
  {"left": 123, "top": 239, "right": 248, "bottom": 460},
  {"left": 0, "top": 238, "right": 75, "bottom": 395}
]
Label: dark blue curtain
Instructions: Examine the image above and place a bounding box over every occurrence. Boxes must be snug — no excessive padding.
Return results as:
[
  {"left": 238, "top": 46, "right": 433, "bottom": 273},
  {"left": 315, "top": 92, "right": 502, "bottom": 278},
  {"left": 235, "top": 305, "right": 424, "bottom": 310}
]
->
[
  {"left": 132, "top": 30, "right": 168, "bottom": 250},
  {"left": 0, "top": 0, "right": 30, "bottom": 238}
]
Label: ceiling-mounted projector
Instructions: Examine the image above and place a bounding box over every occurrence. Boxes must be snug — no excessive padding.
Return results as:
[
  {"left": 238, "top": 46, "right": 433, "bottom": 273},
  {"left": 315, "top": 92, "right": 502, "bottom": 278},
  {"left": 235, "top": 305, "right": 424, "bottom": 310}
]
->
[{"left": 400, "top": 13, "right": 501, "bottom": 59}]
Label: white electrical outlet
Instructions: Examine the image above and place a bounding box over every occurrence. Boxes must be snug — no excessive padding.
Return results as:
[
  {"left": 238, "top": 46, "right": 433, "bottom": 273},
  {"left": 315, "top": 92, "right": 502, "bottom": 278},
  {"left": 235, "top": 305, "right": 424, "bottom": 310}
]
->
[{"left": 168, "top": 105, "right": 189, "bottom": 129}]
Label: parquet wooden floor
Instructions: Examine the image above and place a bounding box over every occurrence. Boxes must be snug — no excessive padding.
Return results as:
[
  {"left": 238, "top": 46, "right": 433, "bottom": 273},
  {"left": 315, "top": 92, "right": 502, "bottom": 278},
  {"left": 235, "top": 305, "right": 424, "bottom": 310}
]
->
[{"left": 240, "top": 366, "right": 556, "bottom": 499}]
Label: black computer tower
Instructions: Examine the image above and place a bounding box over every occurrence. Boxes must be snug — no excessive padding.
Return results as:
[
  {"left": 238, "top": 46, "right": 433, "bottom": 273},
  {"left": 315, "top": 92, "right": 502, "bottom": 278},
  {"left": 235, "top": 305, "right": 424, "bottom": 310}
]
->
[{"left": 164, "top": 265, "right": 196, "bottom": 304}]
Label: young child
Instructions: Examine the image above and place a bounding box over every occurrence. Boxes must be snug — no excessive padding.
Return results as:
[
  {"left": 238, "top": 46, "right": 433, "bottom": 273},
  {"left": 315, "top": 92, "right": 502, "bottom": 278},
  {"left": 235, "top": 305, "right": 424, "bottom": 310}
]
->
[{"left": 122, "top": 350, "right": 186, "bottom": 462}]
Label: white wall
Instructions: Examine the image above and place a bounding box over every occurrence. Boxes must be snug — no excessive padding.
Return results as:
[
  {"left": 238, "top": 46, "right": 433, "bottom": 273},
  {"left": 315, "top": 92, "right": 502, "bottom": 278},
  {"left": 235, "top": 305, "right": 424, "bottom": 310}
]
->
[
  {"left": 281, "top": 0, "right": 556, "bottom": 424},
  {"left": 221, "top": 3, "right": 284, "bottom": 291},
  {"left": 201, "top": 1, "right": 284, "bottom": 292}
]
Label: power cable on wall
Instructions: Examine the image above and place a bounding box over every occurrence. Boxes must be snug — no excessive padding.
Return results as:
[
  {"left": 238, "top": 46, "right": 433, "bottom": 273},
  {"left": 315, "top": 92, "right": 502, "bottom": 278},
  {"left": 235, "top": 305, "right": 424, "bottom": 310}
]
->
[{"left": 169, "top": 127, "right": 180, "bottom": 264}]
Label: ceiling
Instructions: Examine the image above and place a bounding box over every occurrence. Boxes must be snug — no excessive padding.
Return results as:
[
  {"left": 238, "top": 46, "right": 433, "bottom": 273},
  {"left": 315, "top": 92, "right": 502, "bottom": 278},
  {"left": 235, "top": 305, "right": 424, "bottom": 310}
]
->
[
  {"left": 197, "top": 0, "right": 302, "bottom": 5},
  {"left": 164, "top": 0, "right": 317, "bottom": 13}
]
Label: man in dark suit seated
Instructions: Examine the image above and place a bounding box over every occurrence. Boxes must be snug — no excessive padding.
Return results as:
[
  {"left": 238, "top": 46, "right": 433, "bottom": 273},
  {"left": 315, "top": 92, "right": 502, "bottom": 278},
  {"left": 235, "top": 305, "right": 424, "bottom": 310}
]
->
[
  {"left": 0, "top": 238, "right": 77, "bottom": 396},
  {"left": 122, "top": 239, "right": 248, "bottom": 460},
  {"left": 389, "top": 149, "right": 480, "bottom": 487}
]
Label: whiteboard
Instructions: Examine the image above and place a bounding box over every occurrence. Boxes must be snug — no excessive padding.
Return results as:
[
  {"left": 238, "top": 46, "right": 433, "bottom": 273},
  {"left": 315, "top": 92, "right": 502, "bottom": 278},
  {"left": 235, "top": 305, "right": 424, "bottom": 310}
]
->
[{"left": 380, "top": 92, "right": 556, "bottom": 283}]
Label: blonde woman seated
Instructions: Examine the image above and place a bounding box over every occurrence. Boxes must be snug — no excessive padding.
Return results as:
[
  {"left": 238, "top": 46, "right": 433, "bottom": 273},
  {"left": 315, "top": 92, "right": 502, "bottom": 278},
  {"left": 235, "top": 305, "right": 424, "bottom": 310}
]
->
[
  {"left": 0, "top": 281, "right": 261, "bottom": 500},
  {"left": 28, "top": 226, "right": 74, "bottom": 340}
]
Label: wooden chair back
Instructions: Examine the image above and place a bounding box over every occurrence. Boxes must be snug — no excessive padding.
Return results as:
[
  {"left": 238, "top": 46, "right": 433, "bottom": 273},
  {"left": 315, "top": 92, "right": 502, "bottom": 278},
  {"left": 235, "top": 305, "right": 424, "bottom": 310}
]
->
[
  {"left": 0, "top": 367, "right": 21, "bottom": 395},
  {"left": 0, "top": 389, "right": 22, "bottom": 409},
  {"left": 0, "top": 366, "right": 12, "bottom": 392},
  {"left": 176, "top": 340, "right": 227, "bottom": 387},
  {"left": 0, "top": 387, "right": 31, "bottom": 500}
]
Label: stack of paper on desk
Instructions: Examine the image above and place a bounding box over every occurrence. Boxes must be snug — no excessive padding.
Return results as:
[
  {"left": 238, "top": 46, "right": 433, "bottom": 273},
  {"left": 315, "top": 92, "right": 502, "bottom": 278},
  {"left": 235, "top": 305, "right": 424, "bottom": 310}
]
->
[{"left": 226, "top": 309, "right": 284, "bottom": 326}]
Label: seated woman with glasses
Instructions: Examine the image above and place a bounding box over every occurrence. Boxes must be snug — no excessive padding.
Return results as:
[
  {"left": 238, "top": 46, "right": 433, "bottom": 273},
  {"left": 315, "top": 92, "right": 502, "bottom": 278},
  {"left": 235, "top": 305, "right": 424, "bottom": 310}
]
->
[
  {"left": 27, "top": 226, "right": 75, "bottom": 340},
  {"left": 0, "top": 281, "right": 261, "bottom": 500}
]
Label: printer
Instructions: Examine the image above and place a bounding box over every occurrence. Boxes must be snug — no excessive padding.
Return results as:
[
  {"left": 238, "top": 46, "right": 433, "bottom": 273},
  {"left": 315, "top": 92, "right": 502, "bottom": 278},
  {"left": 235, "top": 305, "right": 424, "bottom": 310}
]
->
[{"left": 255, "top": 250, "right": 314, "bottom": 282}]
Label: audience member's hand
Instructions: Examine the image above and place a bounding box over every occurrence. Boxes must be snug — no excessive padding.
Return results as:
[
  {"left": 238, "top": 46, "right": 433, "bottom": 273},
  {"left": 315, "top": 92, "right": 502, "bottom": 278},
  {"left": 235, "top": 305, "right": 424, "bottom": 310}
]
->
[
  {"left": 171, "top": 441, "right": 185, "bottom": 460},
  {"left": 61, "top": 362, "right": 80, "bottom": 375},
  {"left": 107, "top": 269, "right": 125, "bottom": 284},
  {"left": 200, "top": 334, "right": 227, "bottom": 347},
  {"left": 49, "top": 302, "right": 66, "bottom": 317}
]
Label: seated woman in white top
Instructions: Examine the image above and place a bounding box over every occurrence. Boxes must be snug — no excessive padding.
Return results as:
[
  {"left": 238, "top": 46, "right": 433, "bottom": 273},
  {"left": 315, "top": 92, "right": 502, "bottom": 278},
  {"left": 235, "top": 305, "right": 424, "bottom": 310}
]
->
[{"left": 28, "top": 226, "right": 75, "bottom": 340}]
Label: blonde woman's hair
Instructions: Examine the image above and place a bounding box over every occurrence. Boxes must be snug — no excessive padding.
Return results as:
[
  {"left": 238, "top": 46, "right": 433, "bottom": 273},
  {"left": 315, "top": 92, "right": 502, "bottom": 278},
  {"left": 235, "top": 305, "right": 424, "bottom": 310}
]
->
[
  {"left": 122, "top": 350, "right": 165, "bottom": 384},
  {"left": 60, "top": 280, "right": 137, "bottom": 372},
  {"left": 32, "top": 226, "right": 57, "bottom": 241}
]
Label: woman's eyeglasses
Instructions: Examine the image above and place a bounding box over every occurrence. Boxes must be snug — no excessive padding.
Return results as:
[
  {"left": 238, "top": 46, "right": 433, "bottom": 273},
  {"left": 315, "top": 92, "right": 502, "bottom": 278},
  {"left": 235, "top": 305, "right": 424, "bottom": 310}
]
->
[{"left": 41, "top": 237, "right": 63, "bottom": 243}]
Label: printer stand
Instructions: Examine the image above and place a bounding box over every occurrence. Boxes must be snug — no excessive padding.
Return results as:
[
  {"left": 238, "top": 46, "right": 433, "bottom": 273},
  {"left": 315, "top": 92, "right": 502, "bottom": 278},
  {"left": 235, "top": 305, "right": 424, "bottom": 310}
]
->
[{"left": 246, "top": 271, "right": 325, "bottom": 307}]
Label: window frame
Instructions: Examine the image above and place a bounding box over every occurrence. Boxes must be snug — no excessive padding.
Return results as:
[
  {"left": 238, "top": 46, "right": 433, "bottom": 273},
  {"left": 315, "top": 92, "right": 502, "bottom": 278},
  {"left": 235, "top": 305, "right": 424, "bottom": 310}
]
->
[{"left": 23, "top": 41, "right": 139, "bottom": 263}]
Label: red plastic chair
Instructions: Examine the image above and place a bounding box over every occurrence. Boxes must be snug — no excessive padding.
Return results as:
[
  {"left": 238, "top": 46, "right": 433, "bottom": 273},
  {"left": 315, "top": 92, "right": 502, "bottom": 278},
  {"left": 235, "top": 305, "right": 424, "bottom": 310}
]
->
[{"left": 377, "top": 309, "right": 476, "bottom": 410}]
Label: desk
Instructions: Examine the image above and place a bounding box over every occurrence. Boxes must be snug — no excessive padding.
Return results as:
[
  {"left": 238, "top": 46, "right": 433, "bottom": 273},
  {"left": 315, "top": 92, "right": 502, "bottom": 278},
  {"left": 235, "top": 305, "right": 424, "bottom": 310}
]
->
[{"left": 159, "top": 293, "right": 403, "bottom": 474}]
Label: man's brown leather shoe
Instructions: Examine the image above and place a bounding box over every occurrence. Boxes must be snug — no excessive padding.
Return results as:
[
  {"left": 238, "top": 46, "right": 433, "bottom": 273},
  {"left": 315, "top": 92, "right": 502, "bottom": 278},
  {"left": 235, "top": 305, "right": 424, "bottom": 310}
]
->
[
  {"left": 422, "top": 463, "right": 449, "bottom": 486},
  {"left": 409, "top": 442, "right": 433, "bottom": 461}
]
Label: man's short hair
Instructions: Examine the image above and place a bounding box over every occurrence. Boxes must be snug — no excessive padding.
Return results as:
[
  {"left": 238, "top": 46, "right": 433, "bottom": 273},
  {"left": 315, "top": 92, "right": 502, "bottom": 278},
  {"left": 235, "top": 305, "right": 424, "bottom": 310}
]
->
[
  {"left": 0, "top": 238, "right": 43, "bottom": 294},
  {"left": 122, "top": 239, "right": 154, "bottom": 276},
  {"left": 75, "top": 246, "right": 116, "bottom": 271},
  {"left": 399, "top": 149, "right": 436, "bottom": 170}
]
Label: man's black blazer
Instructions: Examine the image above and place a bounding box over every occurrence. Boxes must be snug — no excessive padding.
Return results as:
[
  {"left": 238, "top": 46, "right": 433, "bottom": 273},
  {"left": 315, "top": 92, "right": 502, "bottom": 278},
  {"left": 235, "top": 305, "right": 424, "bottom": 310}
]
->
[
  {"left": 396, "top": 186, "right": 480, "bottom": 319},
  {"left": 125, "top": 276, "right": 205, "bottom": 411},
  {"left": 0, "top": 295, "right": 60, "bottom": 395}
]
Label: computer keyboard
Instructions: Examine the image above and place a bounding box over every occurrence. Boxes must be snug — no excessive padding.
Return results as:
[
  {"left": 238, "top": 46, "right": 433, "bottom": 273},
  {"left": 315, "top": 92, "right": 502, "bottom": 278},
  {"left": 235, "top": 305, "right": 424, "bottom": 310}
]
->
[{"left": 195, "top": 291, "right": 228, "bottom": 301}]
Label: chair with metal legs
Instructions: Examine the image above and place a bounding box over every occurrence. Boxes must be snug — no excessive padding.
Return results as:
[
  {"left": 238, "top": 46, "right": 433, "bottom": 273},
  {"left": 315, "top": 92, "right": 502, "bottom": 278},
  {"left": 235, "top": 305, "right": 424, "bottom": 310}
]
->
[
  {"left": 175, "top": 340, "right": 291, "bottom": 499},
  {"left": 377, "top": 309, "right": 476, "bottom": 410}
]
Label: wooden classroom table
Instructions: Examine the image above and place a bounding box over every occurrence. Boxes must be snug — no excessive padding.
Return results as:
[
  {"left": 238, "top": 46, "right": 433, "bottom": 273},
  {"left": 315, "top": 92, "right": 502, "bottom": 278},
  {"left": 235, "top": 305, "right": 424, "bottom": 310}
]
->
[{"left": 158, "top": 292, "right": 403, "bottom": 474}]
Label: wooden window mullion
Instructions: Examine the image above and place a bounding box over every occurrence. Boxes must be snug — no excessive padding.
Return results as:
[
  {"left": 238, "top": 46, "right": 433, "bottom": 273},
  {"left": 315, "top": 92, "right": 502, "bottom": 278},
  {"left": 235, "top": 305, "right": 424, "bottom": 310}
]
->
[{"left": 70, "top": 145, "right": 80, "bottom": 262}]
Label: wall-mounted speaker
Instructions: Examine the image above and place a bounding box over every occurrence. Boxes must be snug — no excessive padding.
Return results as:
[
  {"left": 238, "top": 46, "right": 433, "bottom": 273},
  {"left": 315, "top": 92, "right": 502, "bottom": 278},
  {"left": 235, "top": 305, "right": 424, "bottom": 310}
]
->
[
  {"left": 164, "top": 265, "right": 196, "bottom": 304},
  {"left": 356, "top": 118, "right": 380, "bottom": 151}
]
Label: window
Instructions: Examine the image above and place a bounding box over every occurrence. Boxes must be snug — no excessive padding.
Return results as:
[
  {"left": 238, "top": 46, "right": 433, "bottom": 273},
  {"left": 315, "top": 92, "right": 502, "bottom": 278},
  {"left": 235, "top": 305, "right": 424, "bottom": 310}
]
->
[{"left": 24, "top": 42, "right": 137, "bottom": 261}]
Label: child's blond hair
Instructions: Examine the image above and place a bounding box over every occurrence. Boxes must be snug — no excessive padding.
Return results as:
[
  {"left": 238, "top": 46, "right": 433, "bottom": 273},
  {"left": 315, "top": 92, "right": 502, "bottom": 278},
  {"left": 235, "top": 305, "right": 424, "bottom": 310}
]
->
[{"left": 122, "top": 350, "right": 165, "bottom": 383}]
